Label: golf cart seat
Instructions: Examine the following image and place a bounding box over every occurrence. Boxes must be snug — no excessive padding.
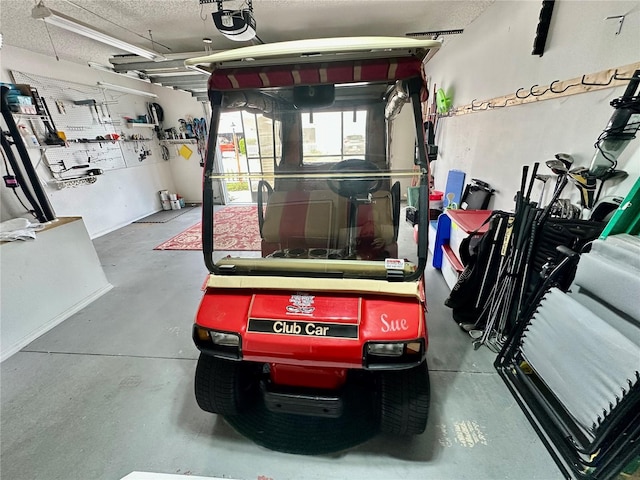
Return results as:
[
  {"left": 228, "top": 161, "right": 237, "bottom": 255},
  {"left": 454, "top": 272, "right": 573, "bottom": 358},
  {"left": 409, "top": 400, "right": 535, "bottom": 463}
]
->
[
  {"left": 496, "top": 233, "right": 640, "bottom": 478},
  {"left": 257, "top": 180, "right": 399, "bottom": 259}
]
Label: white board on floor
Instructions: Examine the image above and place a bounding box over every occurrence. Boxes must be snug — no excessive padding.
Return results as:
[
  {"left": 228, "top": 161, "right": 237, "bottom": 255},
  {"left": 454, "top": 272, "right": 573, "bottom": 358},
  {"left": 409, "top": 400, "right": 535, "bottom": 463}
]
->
[{"left": 121, "top": 472, "right": 239, "bottom": 480}]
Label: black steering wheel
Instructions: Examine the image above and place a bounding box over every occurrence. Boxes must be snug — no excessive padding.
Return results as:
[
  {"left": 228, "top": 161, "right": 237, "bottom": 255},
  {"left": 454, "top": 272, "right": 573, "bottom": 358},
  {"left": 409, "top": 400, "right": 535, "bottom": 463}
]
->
[{"left": 327, "top": 159, "right": 382, "bottom": 198}]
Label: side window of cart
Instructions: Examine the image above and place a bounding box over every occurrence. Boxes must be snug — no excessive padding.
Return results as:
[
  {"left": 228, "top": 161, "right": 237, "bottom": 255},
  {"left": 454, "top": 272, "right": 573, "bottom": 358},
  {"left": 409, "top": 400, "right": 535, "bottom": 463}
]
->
[
  {"left": 241, "top": 111, "right": 280, "bottom": 184},
  {"left": 217, "top": 111, "right": 281, "bottom": 185}
]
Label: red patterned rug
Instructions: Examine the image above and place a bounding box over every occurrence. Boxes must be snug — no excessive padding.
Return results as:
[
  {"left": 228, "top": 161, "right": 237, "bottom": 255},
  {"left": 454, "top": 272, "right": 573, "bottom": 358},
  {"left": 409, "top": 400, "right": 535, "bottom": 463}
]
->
[{"left": 154, "top": 205, "right": 261, "bottom": 251}]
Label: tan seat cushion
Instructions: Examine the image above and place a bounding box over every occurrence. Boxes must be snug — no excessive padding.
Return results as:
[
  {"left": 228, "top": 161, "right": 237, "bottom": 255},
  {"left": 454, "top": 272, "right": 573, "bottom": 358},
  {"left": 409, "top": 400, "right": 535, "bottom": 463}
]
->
[{"left": 262, "top": 190, "right": 346, "bottom": 247}]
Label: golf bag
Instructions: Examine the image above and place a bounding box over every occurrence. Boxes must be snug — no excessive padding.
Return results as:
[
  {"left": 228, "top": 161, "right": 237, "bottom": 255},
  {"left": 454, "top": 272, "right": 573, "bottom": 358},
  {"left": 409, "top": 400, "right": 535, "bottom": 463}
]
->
[
  {"left": 444, "top": 211, "right": 511, "bottom": 326},
  {"left": 516, "top": 217, "right": 607, "bottom": 319}
]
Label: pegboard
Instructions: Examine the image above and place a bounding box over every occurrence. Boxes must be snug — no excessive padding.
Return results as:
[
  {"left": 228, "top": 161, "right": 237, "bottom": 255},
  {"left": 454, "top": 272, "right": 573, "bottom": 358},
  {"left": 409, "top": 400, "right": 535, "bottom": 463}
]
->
[{"left": 10, "top": 70, "right": 165, "bottom": 172}]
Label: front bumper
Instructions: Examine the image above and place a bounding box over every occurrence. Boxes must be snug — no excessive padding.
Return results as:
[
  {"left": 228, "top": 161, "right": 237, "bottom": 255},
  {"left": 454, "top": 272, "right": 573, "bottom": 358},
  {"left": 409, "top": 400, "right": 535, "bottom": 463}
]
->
[{"left": 263, "top": 381, "right": 343, "bottom": 418}]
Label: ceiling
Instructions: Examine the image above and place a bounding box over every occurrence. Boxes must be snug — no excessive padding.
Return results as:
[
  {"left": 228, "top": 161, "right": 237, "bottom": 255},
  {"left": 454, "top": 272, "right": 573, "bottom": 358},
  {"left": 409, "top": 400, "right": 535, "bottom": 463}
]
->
[{"left": 0, "top": 0, "right": 494, "bottom": 101}]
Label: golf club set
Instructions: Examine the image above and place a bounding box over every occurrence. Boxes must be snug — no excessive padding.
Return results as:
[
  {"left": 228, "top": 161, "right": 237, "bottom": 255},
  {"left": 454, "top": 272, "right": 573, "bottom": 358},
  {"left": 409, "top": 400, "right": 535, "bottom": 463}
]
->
[
  {"left": 445, "top": 69, "right": 640, "bottom": 350},
  {"left": 542, "top": 152, "right": 627, "bottom": 222},
  {"left": 445, "top": 160, "right": 609, "bottom": 353}
]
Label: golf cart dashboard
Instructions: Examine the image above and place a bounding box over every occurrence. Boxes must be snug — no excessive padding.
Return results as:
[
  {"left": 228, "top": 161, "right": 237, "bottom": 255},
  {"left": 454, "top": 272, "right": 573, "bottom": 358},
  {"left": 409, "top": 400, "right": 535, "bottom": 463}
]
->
[{"left": 213, "top": 256, "right": 417, "bottom": 282}]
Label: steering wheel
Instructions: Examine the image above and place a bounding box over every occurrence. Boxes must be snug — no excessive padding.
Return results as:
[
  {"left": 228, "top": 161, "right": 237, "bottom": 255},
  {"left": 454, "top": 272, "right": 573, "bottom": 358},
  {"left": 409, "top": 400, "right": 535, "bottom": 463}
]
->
[{"left": 327, "top": 159, "right": 382, "bottom": 198}]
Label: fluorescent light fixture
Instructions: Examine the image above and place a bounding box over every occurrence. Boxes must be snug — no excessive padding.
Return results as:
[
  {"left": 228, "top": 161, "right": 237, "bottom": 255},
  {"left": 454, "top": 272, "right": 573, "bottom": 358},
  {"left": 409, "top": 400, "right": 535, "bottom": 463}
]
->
[
  {"left": 97, "top": 82, "right": 157, "bottom": 98},
  {"left": 87, "top": 61, "right": 115, "bottom": 73},
  {"left": 148, "top": 70, "right": 201, "bottom": 77},
  {"left": 143, "top": 66, "right": 180, "bottom": 73},
  {"left": 32, "top": 3, "right": 164, "bottom": 61},
  {"left": 88, "top": 62, "right": 153, "bottom": 83}
]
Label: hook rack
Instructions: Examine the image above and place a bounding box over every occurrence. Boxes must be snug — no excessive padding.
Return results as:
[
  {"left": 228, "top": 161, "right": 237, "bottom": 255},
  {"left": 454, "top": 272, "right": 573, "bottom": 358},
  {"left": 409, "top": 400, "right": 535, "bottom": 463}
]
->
[
  {"left": 530, "top": 84, "right": 550, "bottom": 97},
  {"left": 613, "top": 71, "right": 639, "bottom": 82},
  {"left": 445, "top": 61, "right": 640, "bottom": 117},
  {"left": 488, "top": 98, "right": 509, "bottom": 108},
  {"left": 471, "top": 99, "right": 489, "bottom": 111},
  {"left": 581, "top": 70, "right": 616, "bottom": 87},
  {"left": 549, "top": 79, "right": 579, "bottom": 94}
]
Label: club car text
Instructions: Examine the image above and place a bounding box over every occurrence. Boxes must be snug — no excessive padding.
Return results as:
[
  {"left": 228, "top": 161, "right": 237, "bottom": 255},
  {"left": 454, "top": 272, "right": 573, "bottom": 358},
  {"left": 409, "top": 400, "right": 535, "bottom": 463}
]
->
[{"left": 248, "top": 319, "right": 358, "bottom": 339}]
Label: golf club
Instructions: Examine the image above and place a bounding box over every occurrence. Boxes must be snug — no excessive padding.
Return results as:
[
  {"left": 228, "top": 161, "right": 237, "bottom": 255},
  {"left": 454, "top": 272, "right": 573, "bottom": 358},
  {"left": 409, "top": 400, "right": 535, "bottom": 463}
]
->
[
  {"left": 535, "top": 174, "right": 552, "bottom": 206},
  {"left": 546, "top": 159, "right": 569, "bottom": 198},
  {"left": 555, "top": 152, "right": 574, "bottom": 170}
]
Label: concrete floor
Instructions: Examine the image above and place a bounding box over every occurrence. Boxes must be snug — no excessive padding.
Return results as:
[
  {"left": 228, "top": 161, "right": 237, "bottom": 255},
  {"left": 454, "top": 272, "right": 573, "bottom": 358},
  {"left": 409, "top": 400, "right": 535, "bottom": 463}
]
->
[{"left": 0, "top": 206, "right": 563, "bottom": 480}]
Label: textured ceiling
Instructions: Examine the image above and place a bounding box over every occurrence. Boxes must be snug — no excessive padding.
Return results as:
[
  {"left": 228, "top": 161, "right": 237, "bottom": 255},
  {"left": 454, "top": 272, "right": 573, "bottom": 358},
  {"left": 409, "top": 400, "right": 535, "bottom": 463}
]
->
[
  {"left": 1, "top": 0, "right": 494, "bottom": 65},
  {"left": 0, "top": 0, "right": 493, "bottom": 100}
]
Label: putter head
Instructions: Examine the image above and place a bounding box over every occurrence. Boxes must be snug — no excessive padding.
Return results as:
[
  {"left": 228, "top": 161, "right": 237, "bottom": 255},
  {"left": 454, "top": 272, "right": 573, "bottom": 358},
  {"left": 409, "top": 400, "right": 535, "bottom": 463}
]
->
[
  {"left": 546, "top": 159, "right": 568, "bottom": 174},
  {"left": 555, "top": 153, "right": 574, "bottom": 169},
  {"left": 535, "top": 174, "right": 553, "bottom": 182}
]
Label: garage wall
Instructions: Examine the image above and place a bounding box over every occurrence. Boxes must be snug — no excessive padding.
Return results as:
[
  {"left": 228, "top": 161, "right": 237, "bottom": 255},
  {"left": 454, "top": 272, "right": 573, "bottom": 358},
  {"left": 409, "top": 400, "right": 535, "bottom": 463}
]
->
[
  {"left": 389, "top": 104, "right": 418, "bottom": 199},
  {"left": 151, "top": 87, "right": 209, "bottom": 204},
  {"left": 0, "top": 45, "right": 178, "bottom": 237},
  {"left": 424, "top": 0, "right": 640, "bottom": 211}
]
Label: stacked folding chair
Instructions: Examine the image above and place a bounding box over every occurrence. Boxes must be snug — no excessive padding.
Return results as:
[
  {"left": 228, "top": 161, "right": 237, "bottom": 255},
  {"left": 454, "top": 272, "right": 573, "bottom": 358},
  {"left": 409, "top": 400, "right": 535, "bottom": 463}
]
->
[{"left": 496, "top": 233, "right": 640, "bottom": 479}]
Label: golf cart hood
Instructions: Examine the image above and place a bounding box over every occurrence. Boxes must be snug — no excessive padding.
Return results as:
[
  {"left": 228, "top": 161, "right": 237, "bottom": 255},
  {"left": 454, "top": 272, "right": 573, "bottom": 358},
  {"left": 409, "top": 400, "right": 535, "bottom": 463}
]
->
[{"left": 196, "top": 278, "right": 426, "bottom": 368}]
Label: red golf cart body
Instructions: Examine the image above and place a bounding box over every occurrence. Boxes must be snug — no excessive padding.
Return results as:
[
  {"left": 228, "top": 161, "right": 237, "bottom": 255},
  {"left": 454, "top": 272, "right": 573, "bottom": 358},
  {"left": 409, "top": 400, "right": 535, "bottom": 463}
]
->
[{"left": 187, "top": 37, "right": 440, "bottom": 434}]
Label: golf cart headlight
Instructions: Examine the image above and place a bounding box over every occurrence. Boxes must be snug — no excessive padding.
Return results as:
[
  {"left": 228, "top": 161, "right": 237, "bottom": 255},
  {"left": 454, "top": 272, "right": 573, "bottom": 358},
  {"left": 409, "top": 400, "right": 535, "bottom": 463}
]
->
[
  {"left": 193, "top": 326, "right": 242, "bottom": 360},
  {"left": 364, "top": 340, "right": 425, "bottom": 369},
  {"left": 209, "top": 331, "right": 240, "bottom": 347},
  {"left": 367, "top": 343, "right": 404, "bottom": 357}
]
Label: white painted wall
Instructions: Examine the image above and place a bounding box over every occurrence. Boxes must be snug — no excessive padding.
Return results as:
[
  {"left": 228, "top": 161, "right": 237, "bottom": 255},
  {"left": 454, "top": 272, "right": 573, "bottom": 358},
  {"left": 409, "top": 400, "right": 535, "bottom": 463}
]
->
[
  {"left": 424, "top": 0, "right": 640, "bottom": 211},
  {"left": 0, "top": 45, "right": 178, "bottom": 237},
  {"left": 164, "top": 144, "right": 226, "bottom": 205},
  {"left": 151, "top": 86, "right": 209, "bottom": 204},
  {"left": 389, "top": 105, "right": 418, "bottom": 199}
]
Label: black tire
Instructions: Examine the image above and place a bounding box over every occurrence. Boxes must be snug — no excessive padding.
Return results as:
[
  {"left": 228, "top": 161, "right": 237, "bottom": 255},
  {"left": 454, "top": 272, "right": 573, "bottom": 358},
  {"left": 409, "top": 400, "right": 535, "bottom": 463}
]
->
[
  {"left": 194, "top": 354, "right": 260, "bottom": 416},
  {"left": 378, "top": 361, "right": 430, "bottom": 435},
  {"left": 224, "top": 371, "right": 379, "bottom": 454}
]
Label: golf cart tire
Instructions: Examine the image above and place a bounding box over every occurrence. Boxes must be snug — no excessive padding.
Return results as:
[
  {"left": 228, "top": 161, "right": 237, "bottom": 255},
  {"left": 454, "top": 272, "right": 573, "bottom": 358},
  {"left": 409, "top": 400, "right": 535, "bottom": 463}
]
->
[
  {"left": 379, "top": 361, "right": 430, "bottom": 435},
  {"left": 195, "top": 354, "right": 258, "bottom": 416}
]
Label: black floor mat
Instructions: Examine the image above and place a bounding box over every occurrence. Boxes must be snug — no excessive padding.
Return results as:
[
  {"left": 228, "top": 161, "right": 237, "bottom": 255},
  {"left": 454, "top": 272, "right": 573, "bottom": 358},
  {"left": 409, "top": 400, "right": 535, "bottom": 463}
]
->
[{"left": 133, "top": 206, "right": 196, "bottom": 223}]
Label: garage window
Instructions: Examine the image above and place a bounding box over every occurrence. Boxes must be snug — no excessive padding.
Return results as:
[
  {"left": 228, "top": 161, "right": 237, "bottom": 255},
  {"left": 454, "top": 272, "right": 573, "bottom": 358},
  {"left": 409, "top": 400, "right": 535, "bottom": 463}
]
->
[{"left": 301, "top": 110, "right": 367, "bottom": 164}]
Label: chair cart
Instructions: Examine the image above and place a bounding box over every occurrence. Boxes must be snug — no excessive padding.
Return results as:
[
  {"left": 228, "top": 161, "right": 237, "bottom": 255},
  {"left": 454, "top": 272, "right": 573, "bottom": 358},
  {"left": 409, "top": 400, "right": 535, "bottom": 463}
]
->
[{"left": 185, "top": 37, "right": 442, "bottom": 452}]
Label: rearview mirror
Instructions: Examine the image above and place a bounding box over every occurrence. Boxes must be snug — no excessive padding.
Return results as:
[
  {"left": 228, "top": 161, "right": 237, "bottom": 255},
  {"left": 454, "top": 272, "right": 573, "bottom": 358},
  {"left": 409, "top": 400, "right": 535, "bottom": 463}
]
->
[{"left": 293, "top": 85, "right": 335, "bottom": 109}]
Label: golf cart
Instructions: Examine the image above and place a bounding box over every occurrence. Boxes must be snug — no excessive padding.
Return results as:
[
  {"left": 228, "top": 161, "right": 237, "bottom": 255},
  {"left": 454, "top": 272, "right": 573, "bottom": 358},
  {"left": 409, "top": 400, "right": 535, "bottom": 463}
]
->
[{"left": 185, "top": 37, "right": 442, "bottom": 442}]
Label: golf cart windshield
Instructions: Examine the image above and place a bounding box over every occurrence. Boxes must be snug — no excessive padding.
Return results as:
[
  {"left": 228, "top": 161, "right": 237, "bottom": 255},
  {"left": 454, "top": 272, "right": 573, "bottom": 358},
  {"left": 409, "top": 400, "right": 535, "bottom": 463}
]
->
[{"left": 189, "top": 38, "right": 439, "bottom": 282}]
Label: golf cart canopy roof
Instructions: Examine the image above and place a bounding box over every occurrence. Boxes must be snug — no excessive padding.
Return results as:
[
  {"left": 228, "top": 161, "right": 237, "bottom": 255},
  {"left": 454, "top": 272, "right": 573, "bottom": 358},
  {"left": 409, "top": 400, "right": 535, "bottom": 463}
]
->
[{"left": 185, "top": 37, "right": 442, "bottom": 91}]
